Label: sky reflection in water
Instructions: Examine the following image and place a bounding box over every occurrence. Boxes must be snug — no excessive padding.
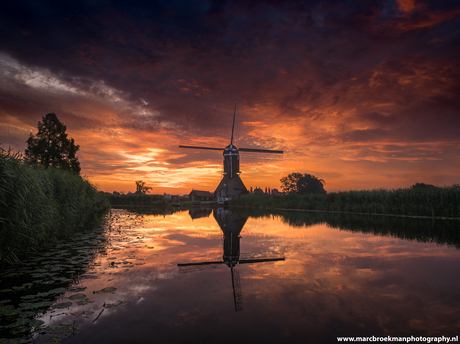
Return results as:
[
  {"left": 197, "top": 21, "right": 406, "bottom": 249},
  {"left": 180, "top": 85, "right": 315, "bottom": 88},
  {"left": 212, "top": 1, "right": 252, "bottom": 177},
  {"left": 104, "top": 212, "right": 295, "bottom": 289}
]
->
[{"left": 37, "top": 208, "right": 460, "bottom": 344}]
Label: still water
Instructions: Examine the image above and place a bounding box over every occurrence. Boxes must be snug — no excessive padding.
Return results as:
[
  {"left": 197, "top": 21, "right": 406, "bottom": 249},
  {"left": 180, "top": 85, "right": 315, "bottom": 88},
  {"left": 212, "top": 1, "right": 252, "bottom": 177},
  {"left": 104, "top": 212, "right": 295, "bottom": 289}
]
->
[{"left": 1, "top": 208, "right": 460, "bottom": 343}]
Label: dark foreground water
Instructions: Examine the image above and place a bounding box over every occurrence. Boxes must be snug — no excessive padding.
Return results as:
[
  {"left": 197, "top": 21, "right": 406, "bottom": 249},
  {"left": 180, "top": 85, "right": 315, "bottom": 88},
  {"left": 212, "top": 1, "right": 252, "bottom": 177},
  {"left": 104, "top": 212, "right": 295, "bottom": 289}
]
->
[{"left": 1, "top": 208, "right": 460, "bottom": 343}]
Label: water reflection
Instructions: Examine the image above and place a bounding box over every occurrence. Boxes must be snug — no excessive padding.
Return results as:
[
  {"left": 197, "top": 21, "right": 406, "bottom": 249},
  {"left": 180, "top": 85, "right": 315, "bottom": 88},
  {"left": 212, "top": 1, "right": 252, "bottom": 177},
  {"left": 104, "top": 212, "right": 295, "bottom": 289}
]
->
[
  {"left": 245, "top": 209, "right": 460, "bottom": 249},
  {"left": 189, "top": 208, "right": 212, "bottom": 219},
  {"left": 1, "top": 207, "right": 459, "bottom": 344},
  {"left": 179, "top": 208, "right": 284, "bottom": 312}
]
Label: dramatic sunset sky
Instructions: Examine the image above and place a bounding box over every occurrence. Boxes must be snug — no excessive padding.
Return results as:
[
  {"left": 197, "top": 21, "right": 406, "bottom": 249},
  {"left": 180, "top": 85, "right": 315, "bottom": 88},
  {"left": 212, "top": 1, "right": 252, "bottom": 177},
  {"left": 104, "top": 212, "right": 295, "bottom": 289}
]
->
[{"left": 1, "top": 0, "right": 459, "bottom": 194}]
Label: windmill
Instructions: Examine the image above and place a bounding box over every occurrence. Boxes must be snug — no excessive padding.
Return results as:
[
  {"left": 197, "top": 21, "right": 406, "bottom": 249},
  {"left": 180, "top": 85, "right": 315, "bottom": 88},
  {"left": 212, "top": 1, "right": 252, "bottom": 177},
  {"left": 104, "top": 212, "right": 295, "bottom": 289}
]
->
[
  {"left": 179, "top": 105, "right": 283, "bottom": 204},
  {"left": 178, "top": 208, "right": 285, "bottom": 312}
]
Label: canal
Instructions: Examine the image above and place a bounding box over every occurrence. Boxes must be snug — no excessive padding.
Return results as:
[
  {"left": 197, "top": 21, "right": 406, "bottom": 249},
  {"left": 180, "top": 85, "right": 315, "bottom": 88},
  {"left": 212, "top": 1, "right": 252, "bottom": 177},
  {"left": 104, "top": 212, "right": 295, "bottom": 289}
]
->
[{"left": 1, "top": 208, "right": 460, "bottom": 343}]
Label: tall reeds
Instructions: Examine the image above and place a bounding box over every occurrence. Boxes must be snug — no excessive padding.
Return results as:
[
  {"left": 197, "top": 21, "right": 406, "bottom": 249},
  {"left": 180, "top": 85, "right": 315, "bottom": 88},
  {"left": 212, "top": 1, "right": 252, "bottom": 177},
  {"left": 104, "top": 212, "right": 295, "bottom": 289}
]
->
[
  {"left": 230, "top": 186, "right": 460, "bottom": 218},
  {"left": 0, "top": 146, "right": 110, "bottom": 265}
]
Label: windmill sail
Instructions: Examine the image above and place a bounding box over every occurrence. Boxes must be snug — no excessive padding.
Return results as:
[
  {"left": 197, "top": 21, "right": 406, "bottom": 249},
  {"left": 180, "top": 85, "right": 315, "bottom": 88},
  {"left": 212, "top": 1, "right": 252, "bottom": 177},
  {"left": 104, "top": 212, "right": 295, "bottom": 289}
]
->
[
  {"left": 238, "top": 148, "right": 283, "bottom": 154},
  {"left": 178, "top": 145, "right": 223, "bottom": 151},
  {"left": 231, "top": 103, "right": 237, "bottom": 145},
  {"left": 231, "top": 267, "right": 244, "bottom": 312}
]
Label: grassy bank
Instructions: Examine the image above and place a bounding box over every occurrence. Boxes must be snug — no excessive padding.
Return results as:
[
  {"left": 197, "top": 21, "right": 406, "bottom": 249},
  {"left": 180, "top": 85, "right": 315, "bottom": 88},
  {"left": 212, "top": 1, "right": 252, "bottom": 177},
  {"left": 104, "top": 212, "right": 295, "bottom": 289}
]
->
[
  {"left": 105, "top": 193, "right": 169, "bottom": 207},
  {"left": 0, "top": 147, "right": 110, "bottom": 265},
  {"left": 229, "top": 186, "right": 460, "bottom": 218}
]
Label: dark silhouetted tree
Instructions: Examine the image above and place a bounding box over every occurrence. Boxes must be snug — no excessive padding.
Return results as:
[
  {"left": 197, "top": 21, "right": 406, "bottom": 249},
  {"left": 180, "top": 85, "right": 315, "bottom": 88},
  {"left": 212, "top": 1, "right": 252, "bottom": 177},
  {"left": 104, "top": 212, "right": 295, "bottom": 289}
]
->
[
  {"left": 135, "top": 180, "right": 152, "bottom": 194},
  {"left": 280, "top": 173, "right": 326, "bottom": 195},
  {"left": 25, "top": 113, "right": 81, "bottom": 174},
  {"left": 410, "top": 182, "right": 438, "bottom": 190}
]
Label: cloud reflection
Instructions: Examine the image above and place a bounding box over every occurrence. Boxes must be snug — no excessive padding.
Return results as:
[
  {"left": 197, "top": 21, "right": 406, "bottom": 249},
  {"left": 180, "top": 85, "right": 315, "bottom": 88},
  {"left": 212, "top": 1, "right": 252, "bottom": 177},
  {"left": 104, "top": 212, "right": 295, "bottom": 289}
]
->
[{"left": 39, "top": 208, "right": 460, "bottom": 344}]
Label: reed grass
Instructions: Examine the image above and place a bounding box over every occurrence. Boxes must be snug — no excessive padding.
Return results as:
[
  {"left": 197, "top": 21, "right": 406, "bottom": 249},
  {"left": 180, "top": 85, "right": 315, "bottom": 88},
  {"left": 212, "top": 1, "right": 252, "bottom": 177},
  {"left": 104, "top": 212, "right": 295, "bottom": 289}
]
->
[
  {"left": 0, "top": 145, "right": 110, "bottom": 265},
  {"left": 230, "top": 185, "right": 460, "bottom": 218}
]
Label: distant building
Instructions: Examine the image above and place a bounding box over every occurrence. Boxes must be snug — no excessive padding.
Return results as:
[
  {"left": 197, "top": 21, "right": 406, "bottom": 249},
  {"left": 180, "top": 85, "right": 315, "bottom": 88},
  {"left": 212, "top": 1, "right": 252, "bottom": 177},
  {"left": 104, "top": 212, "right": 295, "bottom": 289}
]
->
[
  {"left": 189, "top": 190, "right": 214, "bottom": 201},
  {"left": 271, "top": 188, "right": 284, "bottom": 196},
  {"left": 253, "top": 187, "right": 264, "bottom": 194}
]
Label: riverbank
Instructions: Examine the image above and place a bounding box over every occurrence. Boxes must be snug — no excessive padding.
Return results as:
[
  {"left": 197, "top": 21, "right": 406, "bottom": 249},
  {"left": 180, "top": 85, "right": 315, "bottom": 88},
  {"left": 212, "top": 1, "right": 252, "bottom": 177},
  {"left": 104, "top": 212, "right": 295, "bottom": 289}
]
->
[
  {"left": 105, "top": 193, "right": 169, "bottom": 207},
  {"left": 0, "top": 147, "right": 110, "bottom": 266},
  {"left": 104, "top": 193, "right": 224, "bottom": 209},
  {"left": 229, "top": 186, "right": 460, "bottom": 218}
]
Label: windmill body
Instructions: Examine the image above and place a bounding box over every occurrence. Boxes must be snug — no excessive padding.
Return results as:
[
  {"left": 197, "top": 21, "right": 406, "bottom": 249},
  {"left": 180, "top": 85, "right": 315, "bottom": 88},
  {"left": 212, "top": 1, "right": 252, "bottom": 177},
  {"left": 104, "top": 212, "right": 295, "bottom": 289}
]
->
[
  {"left": 214, "top": 144, "right": 247, "bottom": 203},
  {"left": 180, "top": 105, "right": 283, "bottom": 204}
]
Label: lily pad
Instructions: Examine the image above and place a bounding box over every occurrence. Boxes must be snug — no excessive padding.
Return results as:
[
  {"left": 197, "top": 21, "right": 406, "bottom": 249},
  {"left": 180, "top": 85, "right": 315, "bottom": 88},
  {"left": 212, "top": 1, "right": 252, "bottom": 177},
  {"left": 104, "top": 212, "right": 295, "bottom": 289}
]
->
[
  {"left": 93, "top": 287, "right": 117, "bottom": 294},
  {"left": 30, "top": 273, "right": 52, "bottom": 278},
  {"left": 20, "top": 294, "right": 40, "bottom": 300},
  {"left": 10, "top": 325, "right": 28, "bottom": 335},
  {"left": 68, "top": 293, "right": 86, "bottom": 300},
  {"left": 57, "top": 278, "right": 74, "bottom": 283},
  {"left": 68, "top": 286, "right": 87, "bottom": 292},
  {"left": 0, "top": 305, "right": 19, "bottom": 316},
  {"left": 44, "top": 322, "right": 79, "bottom": 342},
  {"left": 0, "top": 338, "right": 28, "bottom": 344},
  {"left": 48, "top": 287, "right": 67, "bottom": 294},
  {"left": 105, "top": 302, "right": 122, "bottom": 309},
  {"left": 51, "top": 302, "right": 72, "bottom": 309},
  {"left": 6, "top": 318, "right": 45, "bottom": 329},
  {"left": 19, "top": 300, "right": 54, "bottom": 309},
  {"left": 4, "top": 272, "right": 24, "bottom": 278},
  {"left": 80, "top": 275, "right": 99, "bottom": 279},
  {"left": 76, "top": 298, "right": 95, "bottom": 306}
]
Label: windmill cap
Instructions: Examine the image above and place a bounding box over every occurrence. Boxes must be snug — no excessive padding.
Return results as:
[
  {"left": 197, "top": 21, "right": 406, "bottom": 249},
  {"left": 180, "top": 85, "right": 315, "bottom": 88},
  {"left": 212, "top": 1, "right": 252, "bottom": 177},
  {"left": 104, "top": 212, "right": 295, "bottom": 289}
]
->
[{"left": 224, "top": 144, "right": 238, "bottom": 151}]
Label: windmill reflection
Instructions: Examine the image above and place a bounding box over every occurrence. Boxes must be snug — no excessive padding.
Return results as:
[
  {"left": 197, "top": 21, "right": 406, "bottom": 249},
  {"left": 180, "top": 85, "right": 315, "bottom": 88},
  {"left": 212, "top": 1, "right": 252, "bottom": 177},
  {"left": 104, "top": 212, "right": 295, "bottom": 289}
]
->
[{"left": 179, "top": 208, "right": 285, "bottom": 312}]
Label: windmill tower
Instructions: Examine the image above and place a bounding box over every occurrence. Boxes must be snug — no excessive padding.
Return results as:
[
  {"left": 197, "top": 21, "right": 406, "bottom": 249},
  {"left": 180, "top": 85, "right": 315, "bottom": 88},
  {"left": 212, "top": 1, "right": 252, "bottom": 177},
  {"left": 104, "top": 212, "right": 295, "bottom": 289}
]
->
[
  {"left": 180, "top": 105, "right": 283, "bottom": 204},
  {"left": 178, "top": 208, "right": 285, "bottom": 312}
]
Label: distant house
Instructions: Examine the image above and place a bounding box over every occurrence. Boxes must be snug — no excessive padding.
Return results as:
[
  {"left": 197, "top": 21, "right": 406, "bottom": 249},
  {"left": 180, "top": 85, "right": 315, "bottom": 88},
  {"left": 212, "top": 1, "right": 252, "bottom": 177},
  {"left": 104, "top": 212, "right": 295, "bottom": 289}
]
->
[
  {"left": 253, "top": 187, "right": 264, "bottom": 194},
  {"left": 189, "top": 190, "right": 214, "bottom": 201},
  {"left": 271, "top": 188, "right": 284, "bottom": 197}
]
